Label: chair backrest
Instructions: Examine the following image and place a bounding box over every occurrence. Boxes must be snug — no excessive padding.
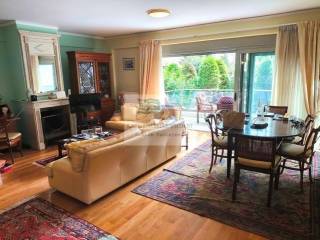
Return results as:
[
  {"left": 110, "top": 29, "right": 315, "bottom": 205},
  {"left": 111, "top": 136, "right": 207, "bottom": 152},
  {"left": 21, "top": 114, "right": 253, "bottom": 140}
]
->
[
  {"left": 302, "top": 117, "right": 315, "bottom": 145},
  {"left": 303, "top": 125, "right": 320, "bottom": 156},
  {"left": 234, "top": 135, "right": 278, "bottom": 167},
  {"left": 223, "top": 111, "right": 245, "bottom": 130},
  {"left": 0, "top": 117, "right": 9, "bottom": 142},
  {"left": 205, "top": 113, "right": 219, "bottom": 138},
  {"left": 267, "top": 105, "right": 288, "bottom": 115},
  {"left": 196, "top": 93, "right": 207, "bottom": 105},
  {"left": 216, "top": 109, "right": 229, "bottom": 122}
]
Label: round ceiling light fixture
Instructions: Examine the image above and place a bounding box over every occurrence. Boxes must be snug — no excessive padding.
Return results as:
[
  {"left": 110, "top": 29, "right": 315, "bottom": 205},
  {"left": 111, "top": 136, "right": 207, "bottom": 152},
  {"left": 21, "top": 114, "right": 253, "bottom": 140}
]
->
[{"left": 147, "top": 8, "right": 171, "bottom": 18}]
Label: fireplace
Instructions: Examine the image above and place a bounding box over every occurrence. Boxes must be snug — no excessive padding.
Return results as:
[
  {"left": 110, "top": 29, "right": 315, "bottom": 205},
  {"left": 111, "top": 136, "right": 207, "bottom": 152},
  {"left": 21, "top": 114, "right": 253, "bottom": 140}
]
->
[{"left": 41, "top": 106, "right": 71, "bottom": 145}]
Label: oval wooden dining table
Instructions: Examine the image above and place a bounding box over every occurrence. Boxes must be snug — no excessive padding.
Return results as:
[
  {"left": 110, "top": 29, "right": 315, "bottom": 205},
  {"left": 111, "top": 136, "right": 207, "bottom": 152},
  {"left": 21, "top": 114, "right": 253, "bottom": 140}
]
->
[{"left": 217, "top": 117, "right": 305, "bottom": 178}]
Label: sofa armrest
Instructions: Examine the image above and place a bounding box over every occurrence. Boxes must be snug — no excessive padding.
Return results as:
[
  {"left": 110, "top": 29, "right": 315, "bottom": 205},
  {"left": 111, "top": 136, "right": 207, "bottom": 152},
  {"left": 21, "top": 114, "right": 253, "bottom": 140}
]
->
[{"left": 46, "top": 157, "right": 74, "bottom": 178}]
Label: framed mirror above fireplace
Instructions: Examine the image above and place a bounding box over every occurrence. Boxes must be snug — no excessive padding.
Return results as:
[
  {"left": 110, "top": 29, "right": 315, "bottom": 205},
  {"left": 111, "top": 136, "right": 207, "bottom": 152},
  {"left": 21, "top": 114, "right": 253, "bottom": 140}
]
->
[{"left": 19, "top": 30, "right": 64, "bottom": 96}]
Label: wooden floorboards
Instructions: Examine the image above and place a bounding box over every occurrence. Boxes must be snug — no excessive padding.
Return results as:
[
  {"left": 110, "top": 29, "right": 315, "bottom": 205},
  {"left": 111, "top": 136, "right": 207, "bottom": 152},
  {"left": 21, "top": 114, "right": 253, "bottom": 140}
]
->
[{"left": 0, "top": 130, "right": 266, "bottom": 240}]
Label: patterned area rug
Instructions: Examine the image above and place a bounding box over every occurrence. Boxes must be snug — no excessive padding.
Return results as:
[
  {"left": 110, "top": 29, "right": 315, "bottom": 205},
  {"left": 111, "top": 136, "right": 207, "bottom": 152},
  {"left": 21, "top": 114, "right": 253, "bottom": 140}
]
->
[
  {"left": 34, "top": 155, "right": 62, "bottom": 167},
  {"left": 0, "top": 197, "right": 118, "bottom": 240},
  {"left": 133, "top": 140, "right": 320, "bottom": 240},
  {"left": 312, "top": 179, "right": 320, "bottom": 240}
]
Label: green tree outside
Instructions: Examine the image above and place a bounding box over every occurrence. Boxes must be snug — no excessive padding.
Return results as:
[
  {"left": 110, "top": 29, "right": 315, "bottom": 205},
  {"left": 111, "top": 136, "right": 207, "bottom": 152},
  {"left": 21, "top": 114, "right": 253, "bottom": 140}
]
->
[
  {"left": 216, "top": 59, "right": 229, "bottom": 89},
  {"left": 181, "top": 62, "right": 197, "bottom": 88},
  {"left": 163, "top": 54, "right": 234, "bottom": 91},
  {"left": 163, "top": 63, "right": 181, "bottom": 91},
  {"left": 198, "top": 56, "right": 220, "bottom": 89}
]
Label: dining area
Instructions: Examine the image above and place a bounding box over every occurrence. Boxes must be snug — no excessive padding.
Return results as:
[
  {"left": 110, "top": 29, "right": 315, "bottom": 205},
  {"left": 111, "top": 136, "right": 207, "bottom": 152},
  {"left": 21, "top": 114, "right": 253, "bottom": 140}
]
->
[{"left": 205, "top": 106, "right": 319, "bottom": 207}]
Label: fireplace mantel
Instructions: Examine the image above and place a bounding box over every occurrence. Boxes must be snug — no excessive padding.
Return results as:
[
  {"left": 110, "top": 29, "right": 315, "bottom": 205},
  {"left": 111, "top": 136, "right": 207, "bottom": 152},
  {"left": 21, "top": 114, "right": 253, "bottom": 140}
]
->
[{"left": 21, "top": 98, "right": 71, "bottom": 150}]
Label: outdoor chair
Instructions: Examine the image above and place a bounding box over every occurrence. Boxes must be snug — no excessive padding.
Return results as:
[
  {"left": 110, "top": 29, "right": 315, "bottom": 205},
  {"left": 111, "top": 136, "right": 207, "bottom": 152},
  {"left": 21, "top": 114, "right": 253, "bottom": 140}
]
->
[{"left": 196, "top": 94, "right": 217, "bottom": 123}]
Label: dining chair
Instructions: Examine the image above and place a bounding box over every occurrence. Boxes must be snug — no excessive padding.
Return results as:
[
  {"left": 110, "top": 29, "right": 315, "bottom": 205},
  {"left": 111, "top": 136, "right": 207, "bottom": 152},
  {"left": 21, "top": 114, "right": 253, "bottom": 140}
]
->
[
  {"left": 232, "top": 135, "right": 282, "bottom": 207},
  {"left": 278, "top": 124, "right": 320, "bottom": 192},
  {"left": 205, "top": 113, "right": 229, "bottom": 172},
  {"left": 266, "top": 105, "right": 288, "bottom": 115},
  {"left": 291, "top": 115, "right": 314, "bottom": 145},
  {"left": 196, "top": 93, "right": 216, "bottom": 123},
  {"left": 0, "top": 117, "right": 23, "bottom": 164}
]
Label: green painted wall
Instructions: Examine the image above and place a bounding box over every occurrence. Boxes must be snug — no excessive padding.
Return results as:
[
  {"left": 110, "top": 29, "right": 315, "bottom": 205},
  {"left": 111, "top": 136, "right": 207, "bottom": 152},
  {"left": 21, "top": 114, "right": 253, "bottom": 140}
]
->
[
  {"left": 0, "top": 28, "right": 10, "bottom": 104},
  {"left": 0, "top": 23, "right": 27, "bottom": 112},
  {"left": 59, "top": 34, "right": 108, "bottom": 92},
  {"left": 0, "top": 22, "right": 109, "bottom": 108}
]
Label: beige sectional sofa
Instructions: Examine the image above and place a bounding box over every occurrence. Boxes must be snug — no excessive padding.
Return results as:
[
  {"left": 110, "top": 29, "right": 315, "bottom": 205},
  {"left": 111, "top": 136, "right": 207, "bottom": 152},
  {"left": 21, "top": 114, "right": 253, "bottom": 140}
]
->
[
  {"left": 105, "top": 102, "right": 182, "bottom": 131},
  {"left": 46, "top": 120, "right": 185, "bottom": 204}
]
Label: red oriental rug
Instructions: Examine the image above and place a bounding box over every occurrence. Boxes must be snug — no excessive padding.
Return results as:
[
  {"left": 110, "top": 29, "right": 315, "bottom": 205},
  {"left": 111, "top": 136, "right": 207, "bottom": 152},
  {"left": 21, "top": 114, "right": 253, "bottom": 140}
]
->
[
  {"left": 133, "top": 140, "right": 320, "bottom": 240},
  {"left": 0, "top": 197, "right": 118, "bottom": 240}
]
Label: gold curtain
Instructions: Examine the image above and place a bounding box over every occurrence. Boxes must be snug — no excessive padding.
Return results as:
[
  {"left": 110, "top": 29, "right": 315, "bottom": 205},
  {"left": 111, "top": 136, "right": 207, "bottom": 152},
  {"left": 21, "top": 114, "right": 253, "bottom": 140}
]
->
[
  {"left": 139, "top": 40, "right": 163, "bottom": 101},
  {"left": 298, "top": 21, "right": 320, "bottom": 115},
  {"left": 272, "top": 25, "right": 306, "bottom": 118}
]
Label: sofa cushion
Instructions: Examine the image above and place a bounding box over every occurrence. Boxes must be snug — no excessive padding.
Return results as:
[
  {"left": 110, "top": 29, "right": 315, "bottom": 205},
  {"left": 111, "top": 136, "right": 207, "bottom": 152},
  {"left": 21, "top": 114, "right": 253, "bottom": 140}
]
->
[
  {"left": 121, "top": 104, "right": 138, "bottom": 121},
  {"left": 66, "top": 139, "right": 102, "bottom": 172},
  {"left": 136, "top": 112, "right": 154, "bottom": 123},
  {"left": 114, "top": 127, "right": 141, "bottom": 142},
  {"left": 66, "top": 128, "right": 142, "bottom": 172},
  {"left": 106, "top": 120, "right": 143, "bottom": 130}
]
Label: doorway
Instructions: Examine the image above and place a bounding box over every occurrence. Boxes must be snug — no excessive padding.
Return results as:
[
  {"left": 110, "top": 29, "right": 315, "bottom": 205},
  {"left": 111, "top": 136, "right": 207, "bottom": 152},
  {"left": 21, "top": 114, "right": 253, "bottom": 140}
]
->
[{"left": 240, "top": 52, "right": 275, "bottom": 113}]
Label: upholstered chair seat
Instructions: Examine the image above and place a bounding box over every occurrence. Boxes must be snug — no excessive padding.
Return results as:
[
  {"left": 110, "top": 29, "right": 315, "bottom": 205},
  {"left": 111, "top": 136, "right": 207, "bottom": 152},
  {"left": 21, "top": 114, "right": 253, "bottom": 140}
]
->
[
  {"left": 238, "top": 155, "right": 281, "bottom": 169},
  {"left": 213, "top": 135, "right": 228, "bottom": 148},
  {"left": 279, "top": 143, "right": 312, "bottom": 158},
  {"left": 0, "top": 132, "right": 21, "bottom": 141},
  {"left": 291, "top": 136, "right": 302, "bottom": 144}
]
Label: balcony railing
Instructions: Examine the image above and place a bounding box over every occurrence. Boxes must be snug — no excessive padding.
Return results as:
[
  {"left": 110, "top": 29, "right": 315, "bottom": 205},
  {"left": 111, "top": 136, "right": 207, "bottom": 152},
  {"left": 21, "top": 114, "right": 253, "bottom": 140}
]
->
[
  {"left": 165, "top": 89, "right": 234, "bottom": 111},
  {"left": 165, "top": 88, "right": 272, "bottom": 112}
]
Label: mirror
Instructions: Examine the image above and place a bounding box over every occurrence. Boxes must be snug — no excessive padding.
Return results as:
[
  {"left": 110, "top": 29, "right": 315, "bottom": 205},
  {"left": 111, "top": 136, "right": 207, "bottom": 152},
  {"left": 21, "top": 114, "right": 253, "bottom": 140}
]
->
[
  {"left": 20, "top": 31, "right": 64, "bottom": 96},
  {"left": 33, "top": 56, "right": 58, "bottom": 93}
]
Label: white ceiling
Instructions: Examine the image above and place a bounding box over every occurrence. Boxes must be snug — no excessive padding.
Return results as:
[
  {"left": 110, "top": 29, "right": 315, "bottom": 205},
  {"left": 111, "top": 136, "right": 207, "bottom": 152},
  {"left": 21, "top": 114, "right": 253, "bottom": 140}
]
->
[{"left": 0, "top": 0, "right": 319, "bottom": 37}]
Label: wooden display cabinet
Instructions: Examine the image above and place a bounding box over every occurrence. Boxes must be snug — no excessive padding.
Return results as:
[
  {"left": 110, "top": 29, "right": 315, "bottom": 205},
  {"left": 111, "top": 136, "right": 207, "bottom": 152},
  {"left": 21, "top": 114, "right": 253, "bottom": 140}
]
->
[
  {"left": 67, "top": 51, "right": 115, "bottom": 126},
  {"left": 67, "top": 51, "right": 112, "bottom": 96}
]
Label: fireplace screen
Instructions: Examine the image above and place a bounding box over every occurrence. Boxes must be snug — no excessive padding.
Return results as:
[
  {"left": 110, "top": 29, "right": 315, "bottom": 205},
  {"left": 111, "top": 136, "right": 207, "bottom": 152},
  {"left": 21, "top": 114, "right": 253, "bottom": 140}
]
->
[{"left": 41, "top": 106, "right": 71, "bottom": 145}]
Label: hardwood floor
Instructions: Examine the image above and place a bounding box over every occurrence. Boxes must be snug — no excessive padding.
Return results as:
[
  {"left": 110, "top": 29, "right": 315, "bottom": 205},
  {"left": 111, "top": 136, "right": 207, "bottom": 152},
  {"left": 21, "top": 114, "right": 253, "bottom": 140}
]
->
[{"left": 0, "top": 130, "right": 266, "bottom": 240}]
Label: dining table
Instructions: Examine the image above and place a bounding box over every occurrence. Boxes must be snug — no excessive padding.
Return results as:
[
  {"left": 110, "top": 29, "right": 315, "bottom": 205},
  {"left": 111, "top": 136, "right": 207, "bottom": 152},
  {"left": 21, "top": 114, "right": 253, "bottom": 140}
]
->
[{"left": 217, "top": 115, "right": 305, "bottom": 178}]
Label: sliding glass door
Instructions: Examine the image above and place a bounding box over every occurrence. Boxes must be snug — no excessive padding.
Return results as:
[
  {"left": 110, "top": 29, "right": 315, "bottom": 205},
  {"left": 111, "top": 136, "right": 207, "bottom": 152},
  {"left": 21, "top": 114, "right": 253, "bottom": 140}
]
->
[{"left": 240, "top": 52, "right": 275, "bottom": 113}]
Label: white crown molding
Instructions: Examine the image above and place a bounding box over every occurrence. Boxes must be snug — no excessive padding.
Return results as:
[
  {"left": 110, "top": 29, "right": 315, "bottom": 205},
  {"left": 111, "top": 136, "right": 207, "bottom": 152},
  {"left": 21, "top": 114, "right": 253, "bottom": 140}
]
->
[
  {"left": 59, "top": 31, "right": 106, "bottom": 40},
  {"left": 15, "top": 20, "right": 58, "bottom": 30}
]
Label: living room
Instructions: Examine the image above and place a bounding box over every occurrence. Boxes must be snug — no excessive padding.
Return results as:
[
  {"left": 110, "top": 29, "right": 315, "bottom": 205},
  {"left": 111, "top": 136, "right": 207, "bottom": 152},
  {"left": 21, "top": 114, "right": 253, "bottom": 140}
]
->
[{"left": 0, "top": 1, "right": 320, "bottom": 239}]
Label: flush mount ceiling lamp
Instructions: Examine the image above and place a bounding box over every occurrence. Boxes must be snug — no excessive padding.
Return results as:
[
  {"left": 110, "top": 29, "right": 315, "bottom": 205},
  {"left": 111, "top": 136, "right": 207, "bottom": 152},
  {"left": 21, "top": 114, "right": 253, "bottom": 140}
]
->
[{"left": 147, "top": 8, "right": 171, "bottom": 18}]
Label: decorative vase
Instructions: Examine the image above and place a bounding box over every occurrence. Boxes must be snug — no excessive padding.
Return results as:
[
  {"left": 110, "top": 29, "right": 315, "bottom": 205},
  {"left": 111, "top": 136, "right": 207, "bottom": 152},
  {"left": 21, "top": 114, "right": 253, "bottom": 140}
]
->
[{"left": 2, "top": 106, "right": 9, "bottom": 116}]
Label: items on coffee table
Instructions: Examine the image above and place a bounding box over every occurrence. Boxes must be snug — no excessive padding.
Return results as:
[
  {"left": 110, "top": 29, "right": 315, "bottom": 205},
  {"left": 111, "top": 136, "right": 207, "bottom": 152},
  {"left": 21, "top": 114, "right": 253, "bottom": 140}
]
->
[{"left": 56, "top": 129, "right": 115, "bottom": 158}]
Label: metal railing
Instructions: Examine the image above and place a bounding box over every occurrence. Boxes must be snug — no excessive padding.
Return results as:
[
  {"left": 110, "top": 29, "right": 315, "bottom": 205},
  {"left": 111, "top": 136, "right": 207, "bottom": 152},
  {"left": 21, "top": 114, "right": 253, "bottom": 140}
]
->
[
  {"left": 165, "top": 89, "right": 234, "bottom": 111},
  {"left": 165, "top": 88, "right": 272, "bottom": 112}
]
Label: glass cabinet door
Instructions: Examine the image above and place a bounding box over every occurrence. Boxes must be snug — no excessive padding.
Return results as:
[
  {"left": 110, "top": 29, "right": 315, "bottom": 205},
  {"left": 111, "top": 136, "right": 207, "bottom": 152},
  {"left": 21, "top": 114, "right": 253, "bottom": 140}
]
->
[
  {"left": 78, "top": 61, "right": 96, "bottom": 94},
  {"left": 98, "top": 62, "right": 111, "bottom": 96}
]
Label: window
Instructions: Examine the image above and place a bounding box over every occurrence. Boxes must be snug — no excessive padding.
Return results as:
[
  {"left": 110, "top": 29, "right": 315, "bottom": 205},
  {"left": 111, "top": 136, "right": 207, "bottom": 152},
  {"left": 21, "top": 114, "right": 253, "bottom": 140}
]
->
[{"left": 163, "top": 53, "right": 235, "bottom": 110}]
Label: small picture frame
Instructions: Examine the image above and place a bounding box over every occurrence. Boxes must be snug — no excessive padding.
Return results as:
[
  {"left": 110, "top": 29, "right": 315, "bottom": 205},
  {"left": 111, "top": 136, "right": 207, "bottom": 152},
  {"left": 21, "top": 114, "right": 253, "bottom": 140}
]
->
[{"left": 123, "top": 57, "right": 135, "bottom": 71}]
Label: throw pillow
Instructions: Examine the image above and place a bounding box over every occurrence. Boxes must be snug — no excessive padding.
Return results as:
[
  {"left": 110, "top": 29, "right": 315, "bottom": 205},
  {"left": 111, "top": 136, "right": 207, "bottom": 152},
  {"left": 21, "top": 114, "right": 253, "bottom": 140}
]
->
[
  {"left": 136, "top": 112, "right": 154, "bottom": 123},
  {"left": 121, "top": 105, "right": 137, "bottom": 121}
]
